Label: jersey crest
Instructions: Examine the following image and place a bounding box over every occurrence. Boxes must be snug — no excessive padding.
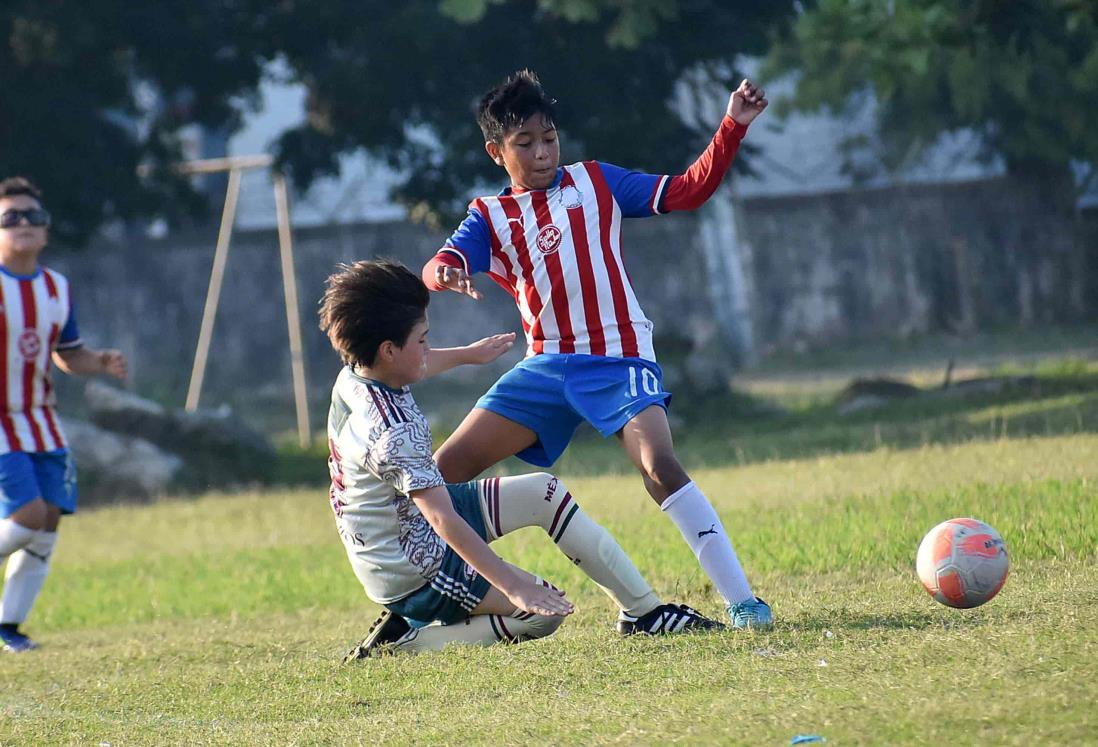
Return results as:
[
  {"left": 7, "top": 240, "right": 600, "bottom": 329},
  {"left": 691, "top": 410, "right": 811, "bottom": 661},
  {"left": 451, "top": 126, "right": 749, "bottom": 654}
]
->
[
  {"left": 535, "top": 224, "right": 562, "bottom": 255},
  {"left": 18, "top": 330, "right": 41, "bottom": 359}
]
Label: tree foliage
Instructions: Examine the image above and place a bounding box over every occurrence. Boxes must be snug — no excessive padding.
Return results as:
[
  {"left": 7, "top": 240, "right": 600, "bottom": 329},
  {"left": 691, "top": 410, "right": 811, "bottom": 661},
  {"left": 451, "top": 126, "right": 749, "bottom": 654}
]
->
[
  {"left": 765, "top": 0, "right": 1098, "bottom": 190},
  {"left": 2, "top": 0, "right": 795, "bottom": 242},
  {"left": 439, "top": 0, "right": 681, "bottom": 49},
  {"left": 262, "top": 0, "right": 795, "bottom": 226},
  {"left": 0, "top": 2, "right": 270, "bottom": 244}
]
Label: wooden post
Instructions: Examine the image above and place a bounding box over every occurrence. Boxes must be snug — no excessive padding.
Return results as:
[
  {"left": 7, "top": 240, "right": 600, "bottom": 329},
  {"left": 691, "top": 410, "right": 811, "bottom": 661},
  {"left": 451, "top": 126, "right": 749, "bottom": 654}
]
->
[
  {"left": 185, "top": 168, "right": 242, "bottom": 411},
  {"left": 273, "top": 172, "right": 311, "bottom": 447}
]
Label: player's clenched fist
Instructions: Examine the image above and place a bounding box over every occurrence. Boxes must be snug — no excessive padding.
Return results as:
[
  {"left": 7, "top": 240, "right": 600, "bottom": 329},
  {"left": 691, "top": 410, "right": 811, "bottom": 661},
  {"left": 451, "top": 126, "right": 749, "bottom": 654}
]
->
[
  {"left": 435, "top": 265, "right": 482, "bottom": 300},
  {"left": 727, "top": 79, "right": 768, "bottom": 126}
]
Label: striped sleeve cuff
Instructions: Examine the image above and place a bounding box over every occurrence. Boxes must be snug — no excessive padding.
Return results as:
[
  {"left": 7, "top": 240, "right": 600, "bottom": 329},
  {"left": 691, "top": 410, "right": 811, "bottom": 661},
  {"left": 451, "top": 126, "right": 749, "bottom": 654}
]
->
[{"left": 439, "top": 246, "right": 470, "bottom": 273}]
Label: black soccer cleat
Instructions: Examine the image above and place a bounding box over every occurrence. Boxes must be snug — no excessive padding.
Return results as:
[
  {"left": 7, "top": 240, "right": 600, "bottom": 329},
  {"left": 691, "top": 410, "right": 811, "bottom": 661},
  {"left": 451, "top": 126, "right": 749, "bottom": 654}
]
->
[
  {"left": 616, "top": 603, "right": 726, "bottom": 636},
  {"left": 342, "top": 610, "right": 411, "bottom": 663},
  {"left": 0, "top": 624, "right": 39, "bottom": 653}
]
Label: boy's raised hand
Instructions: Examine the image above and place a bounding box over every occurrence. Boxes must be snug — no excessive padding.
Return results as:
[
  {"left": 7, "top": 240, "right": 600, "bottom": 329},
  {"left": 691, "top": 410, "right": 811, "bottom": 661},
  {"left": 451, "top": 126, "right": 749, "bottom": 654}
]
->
[
  {"left": 506, "top": 578, "right": 575, "bottom": 617},
  {"left": 464, "top": 332, "right": 516, "bottom": 365},
  {"left": 727, "top": 78, "right": 768, "bottom": 126},
  {"left": 435, "top": 265, "right": 482, "bottom": 300}
]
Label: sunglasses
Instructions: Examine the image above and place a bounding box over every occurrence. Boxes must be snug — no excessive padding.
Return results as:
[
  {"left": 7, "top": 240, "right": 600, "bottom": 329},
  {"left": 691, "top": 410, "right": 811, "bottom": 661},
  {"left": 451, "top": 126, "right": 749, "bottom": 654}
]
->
[{"left": 0, "top": 209, "right": 51, "bottom": 229}]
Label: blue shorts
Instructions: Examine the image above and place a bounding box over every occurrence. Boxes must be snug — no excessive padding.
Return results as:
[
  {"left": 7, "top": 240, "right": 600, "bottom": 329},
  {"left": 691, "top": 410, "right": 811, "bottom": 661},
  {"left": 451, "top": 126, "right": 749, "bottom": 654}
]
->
[
  {"left": 476, "top": 354, "right": 671, "bottom": 467},
  {"left": 385, "top": 481, "right": 492, "bottom": 626},
  {"left": 0, "top": 449, "right": 78, "bottom": 518}
]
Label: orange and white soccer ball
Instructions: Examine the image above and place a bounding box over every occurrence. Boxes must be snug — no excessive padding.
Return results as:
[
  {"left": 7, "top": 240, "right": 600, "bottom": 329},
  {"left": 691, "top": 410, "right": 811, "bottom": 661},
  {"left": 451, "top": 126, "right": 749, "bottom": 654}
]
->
[{"left": 916, "top": 518, "right": 1009, "bottom": 608}]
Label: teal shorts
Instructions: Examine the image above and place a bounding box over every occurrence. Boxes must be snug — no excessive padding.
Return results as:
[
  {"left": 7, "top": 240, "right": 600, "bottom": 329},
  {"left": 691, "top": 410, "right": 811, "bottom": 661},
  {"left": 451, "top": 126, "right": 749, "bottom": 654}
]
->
[{"left": 385, "top": 481, "right": 492, "bottom": 626}]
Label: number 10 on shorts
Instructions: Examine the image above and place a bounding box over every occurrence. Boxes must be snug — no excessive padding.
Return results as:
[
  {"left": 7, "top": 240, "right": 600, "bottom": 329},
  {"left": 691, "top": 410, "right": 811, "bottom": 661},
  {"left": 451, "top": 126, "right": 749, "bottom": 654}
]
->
[{"left": 627, "top": 366, "right": 660, "bottom": 398}]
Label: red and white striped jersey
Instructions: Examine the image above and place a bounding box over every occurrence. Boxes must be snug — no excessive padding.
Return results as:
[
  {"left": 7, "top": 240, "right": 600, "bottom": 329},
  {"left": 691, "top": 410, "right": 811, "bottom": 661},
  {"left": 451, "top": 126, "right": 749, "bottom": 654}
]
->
[
  {"left": 426, "top": 116, "right": 748, "bottom": 362},
  {"left": 0, "top": 266, "right": 82, "bottom": 454}
]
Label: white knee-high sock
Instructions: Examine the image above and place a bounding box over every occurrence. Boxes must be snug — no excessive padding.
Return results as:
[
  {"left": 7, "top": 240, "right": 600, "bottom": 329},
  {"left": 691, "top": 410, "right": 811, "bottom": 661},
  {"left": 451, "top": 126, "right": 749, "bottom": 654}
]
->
[
  {"left": 0, "top": 519, "right": 36, "bottom": 558},
  {"left": 482, "top": 474, "right": 661, "bottom": 617},
  {"left": 661, "top": 482, "right": 754, "bottom": 605},
  {"left": 393, "top": 608, "right": 564, "bottom": 653},
  {"left": 1, "top": 530, "right": 57, "bottom": 625}
]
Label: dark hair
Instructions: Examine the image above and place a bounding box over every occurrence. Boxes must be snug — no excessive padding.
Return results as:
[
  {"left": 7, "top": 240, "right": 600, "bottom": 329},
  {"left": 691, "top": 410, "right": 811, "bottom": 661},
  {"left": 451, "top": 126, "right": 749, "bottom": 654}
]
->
[
  {"left": 319, "top": 260, "right": 429, "bottom": 368},
  {"left": 476, "top": 69, "right": 557, "bottom": 144},
  {"left": 0, "top": 176, "right": 44, "bottom": 207}
]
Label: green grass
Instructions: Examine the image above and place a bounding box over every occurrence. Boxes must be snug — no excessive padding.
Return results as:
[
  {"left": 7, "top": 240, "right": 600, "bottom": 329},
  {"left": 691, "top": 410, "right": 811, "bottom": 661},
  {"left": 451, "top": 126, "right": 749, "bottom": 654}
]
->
[{"left": 3, "top": 344, "right": 1098, "bottom": 745}]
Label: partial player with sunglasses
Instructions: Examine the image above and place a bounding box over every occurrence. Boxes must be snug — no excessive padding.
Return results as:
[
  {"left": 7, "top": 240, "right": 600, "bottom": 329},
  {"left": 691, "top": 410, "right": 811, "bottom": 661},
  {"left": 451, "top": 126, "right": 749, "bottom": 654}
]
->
[{"left": 0, "top": 177, "right": 128, "bottom": 653}]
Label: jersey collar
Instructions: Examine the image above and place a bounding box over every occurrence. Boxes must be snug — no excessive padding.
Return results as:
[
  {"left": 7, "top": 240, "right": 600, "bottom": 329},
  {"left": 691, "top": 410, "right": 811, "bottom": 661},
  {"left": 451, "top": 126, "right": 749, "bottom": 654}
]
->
[
  {"left": 0, "top": 264, "right": 41, "bottom": 280},
  {"left": 346, "top": 366, "right": 406, "bottom": 395},
  {"left": 501, "top": 168, "right": 564, "bottom": 196}
]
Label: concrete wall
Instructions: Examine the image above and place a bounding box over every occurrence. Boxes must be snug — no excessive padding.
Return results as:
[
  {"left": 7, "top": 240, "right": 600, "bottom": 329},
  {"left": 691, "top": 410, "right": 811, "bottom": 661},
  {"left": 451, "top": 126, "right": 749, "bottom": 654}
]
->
[
  {"left": 45, "top": 176, "right": 1094, "bottom": 430},
  {"left": 743, "top": 177, "right": 1092, "bottom": 355}
]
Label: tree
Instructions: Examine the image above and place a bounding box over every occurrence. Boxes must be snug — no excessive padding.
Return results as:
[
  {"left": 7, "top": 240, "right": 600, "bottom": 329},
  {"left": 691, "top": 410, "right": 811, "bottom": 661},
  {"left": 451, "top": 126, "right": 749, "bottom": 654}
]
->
[
  {"left": 2, "top": 0, "right": 796, "bottom": 242},
  {"left": 764, "top": 0, "right": 1098, "bottom": 196},
  {"left": 439, "top": 0, "right": 682, "bottom": 49},
  {"left": 262, "top": 0, "right": 795, "bottom": 225},
  {"left": 0, "top": 2, "right": 267, "bottom": 244}
]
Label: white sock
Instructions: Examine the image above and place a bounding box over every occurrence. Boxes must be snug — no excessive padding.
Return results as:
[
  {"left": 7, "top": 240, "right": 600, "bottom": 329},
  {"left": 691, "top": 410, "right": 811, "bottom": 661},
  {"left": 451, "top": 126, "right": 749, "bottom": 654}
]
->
[
  {"left": 1, "top": 530, "right": 57, "bottom": 625},
  {"left": 661, "top": 482, "right": 755, "bottom": 605},
  {"left": 394, "top": 608, "right": 564, "bottom": 653},
  {"left": 483, "top": 474, "right": 660, "bottom": 617},
  {"left": 0, "top": 518, "right": 37, "bottom": 557}
]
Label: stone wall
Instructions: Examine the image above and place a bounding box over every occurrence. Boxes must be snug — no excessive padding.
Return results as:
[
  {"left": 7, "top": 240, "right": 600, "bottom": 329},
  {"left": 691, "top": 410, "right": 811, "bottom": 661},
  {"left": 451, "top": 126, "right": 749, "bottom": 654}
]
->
[{"left": 45, "top": 176, "right": 1094, "bottom": 430}]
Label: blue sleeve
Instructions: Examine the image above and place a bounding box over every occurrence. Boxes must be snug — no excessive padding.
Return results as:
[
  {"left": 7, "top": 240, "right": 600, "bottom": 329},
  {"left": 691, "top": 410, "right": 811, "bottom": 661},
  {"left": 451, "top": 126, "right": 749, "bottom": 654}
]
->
[
  {"left": 56, "top": 300, "right": 82, "bottom": 350},
  {"left": 442, "top": 207, "right": 493, "bottom": 274},
  {"left": 597, "top": 162, "right": 668, "bottom": 218}
]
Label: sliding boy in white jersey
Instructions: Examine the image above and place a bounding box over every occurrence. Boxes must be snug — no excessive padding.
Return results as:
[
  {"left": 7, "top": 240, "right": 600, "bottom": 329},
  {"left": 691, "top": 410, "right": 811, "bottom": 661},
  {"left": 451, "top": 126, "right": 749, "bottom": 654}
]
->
[
  {"left": 423, "top": 70, "right": 773, "bottom": 628},
  {"left": 322, "top": 261, "right": 721, "bottom": 659},
  {"left": 0, "top": 177, "right": 128, "bottom": 653}
]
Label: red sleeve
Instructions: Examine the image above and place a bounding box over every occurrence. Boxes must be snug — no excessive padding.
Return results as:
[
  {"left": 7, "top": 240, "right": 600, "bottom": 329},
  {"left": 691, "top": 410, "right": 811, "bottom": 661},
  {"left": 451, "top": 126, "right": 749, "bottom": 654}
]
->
[
  {"left": 660, "top": 116, "right": 748, "bottom": 213},
  {"left": 422, "top": 252, "right": 464, "bottom": 291}
]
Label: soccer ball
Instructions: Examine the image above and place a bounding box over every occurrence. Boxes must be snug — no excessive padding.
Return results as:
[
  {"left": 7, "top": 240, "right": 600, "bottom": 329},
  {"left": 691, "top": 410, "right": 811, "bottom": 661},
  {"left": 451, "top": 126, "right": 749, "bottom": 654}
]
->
[{"left": 915, "top": 518, "right": 1009, "bottom": 609}]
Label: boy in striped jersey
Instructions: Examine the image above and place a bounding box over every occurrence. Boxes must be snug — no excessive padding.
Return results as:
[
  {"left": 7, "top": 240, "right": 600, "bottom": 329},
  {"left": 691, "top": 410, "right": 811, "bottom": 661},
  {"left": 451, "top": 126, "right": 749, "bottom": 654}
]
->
[
  {"left": 423, "top": 71, "right": 773, "bottom": 628},
  {"left": 323, "top": 261, "right": 721, "bottom": 660},
  {"left": 0, "top": 177, "right": 128, "bottom": 652}
]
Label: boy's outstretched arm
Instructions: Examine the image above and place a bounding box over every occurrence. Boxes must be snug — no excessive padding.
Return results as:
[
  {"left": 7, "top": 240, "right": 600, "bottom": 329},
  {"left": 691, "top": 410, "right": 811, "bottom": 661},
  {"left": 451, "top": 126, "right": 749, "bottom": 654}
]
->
[
  {"left": 656, "top": 78, "right": 768, "bottom": 213},
  {"left": 424, "top": 333, "right": 516, "bottom": 378},
  {"left": 411, "top": 485, "right": 574, "bottom": 617}
]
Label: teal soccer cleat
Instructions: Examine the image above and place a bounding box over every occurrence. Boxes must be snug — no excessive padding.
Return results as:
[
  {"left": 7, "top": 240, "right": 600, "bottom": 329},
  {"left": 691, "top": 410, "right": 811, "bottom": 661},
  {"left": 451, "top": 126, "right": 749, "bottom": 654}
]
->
[{"left": 728, "top": 597, "right": 773, "bottom": 629}]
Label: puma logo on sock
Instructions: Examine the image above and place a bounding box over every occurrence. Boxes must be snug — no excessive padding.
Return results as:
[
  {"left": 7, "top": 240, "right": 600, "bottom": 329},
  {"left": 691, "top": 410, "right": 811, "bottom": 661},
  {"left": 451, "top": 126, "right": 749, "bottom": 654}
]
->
[{"left": 697, "top": 524, "right": 718, "bottom": 538}]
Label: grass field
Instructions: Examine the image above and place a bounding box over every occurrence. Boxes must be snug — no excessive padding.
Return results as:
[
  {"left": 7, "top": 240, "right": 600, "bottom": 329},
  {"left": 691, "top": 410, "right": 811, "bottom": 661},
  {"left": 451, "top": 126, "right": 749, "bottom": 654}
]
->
[{"left": 2, "top": 344, "right": 1097, "bottom": 745}]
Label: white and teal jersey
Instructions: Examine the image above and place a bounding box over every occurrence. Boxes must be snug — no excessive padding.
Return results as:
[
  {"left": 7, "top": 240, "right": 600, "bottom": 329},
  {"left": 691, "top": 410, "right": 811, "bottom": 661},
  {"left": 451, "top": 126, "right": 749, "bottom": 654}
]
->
[{"left": 327, "top": 367, "right": 447, "bottom": 604}]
